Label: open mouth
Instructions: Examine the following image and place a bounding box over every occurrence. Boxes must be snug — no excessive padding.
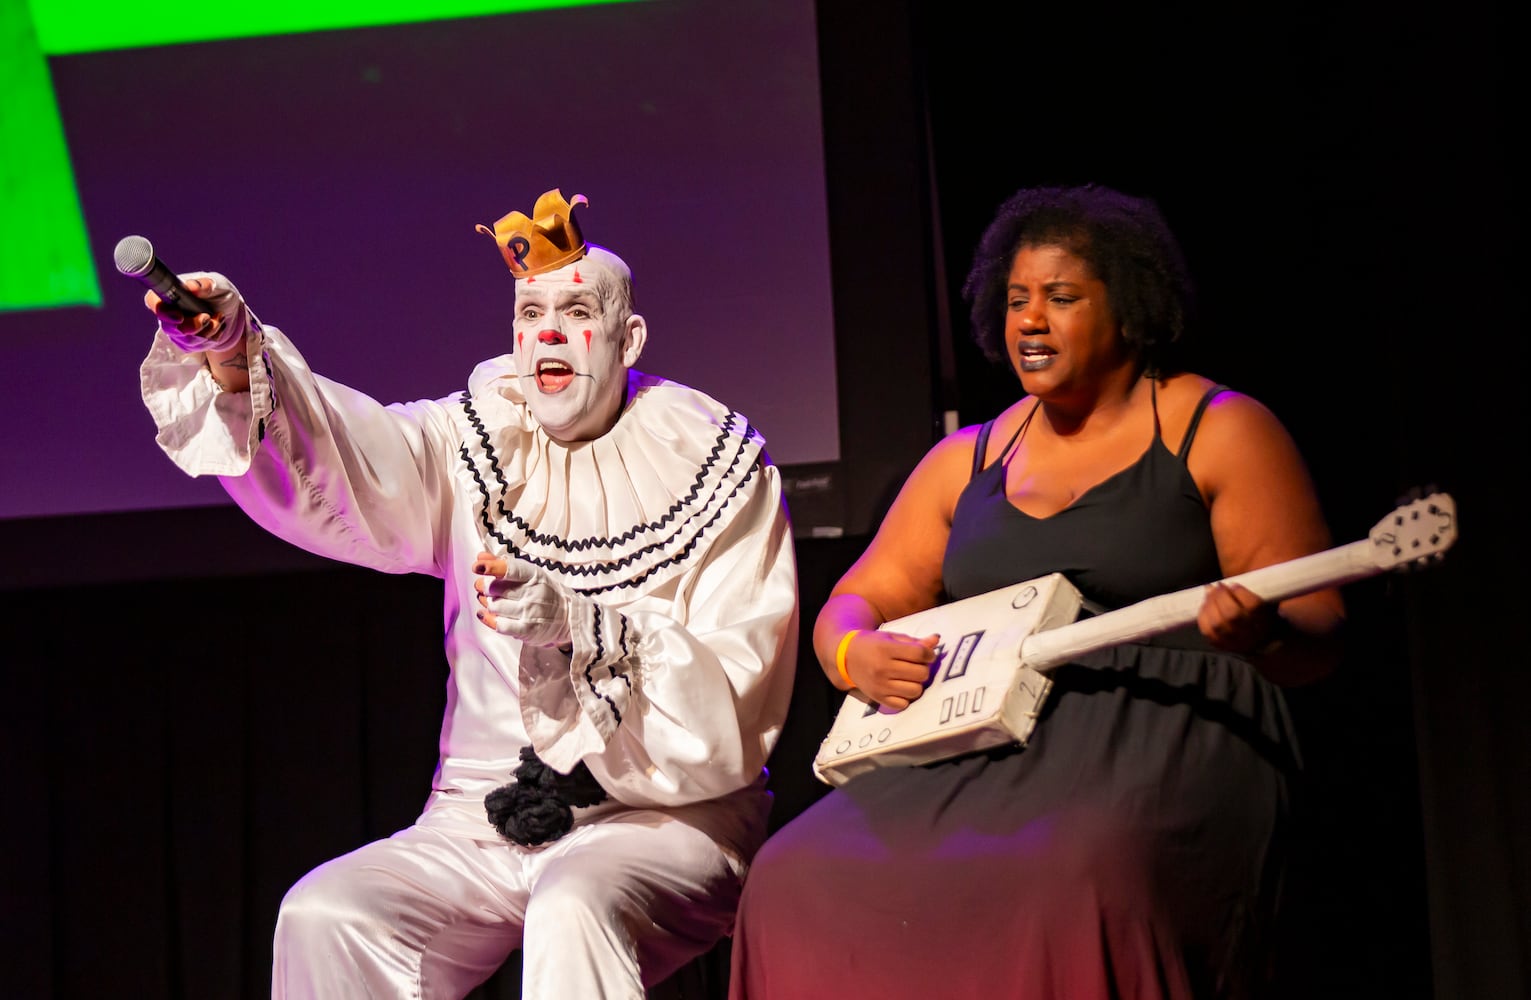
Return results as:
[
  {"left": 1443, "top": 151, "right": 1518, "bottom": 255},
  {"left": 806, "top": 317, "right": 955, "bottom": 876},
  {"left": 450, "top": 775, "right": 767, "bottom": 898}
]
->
[
  {"left": 1017, "top": 342, "right": 1055, "bottom": 369},
  {"left": 536, "top": 359, "right": 577, "bottom": 393}
]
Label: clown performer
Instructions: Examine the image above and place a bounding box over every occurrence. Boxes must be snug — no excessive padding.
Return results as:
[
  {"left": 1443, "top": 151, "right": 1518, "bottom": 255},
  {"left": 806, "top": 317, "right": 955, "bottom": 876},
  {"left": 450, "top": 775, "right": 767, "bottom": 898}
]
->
[{"left": 137, "top": 189, "right": 800, "bottom": 999}]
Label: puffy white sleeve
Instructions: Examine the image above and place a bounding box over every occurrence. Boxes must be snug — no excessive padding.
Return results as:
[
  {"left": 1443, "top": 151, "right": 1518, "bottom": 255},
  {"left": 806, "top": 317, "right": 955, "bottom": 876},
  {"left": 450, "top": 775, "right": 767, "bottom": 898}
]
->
[
  {"left": 521, "top": 465, "right": 801, "bottom": 808},
  {"left": 139, "top": 272, "right": 458, "bottom": 578}
]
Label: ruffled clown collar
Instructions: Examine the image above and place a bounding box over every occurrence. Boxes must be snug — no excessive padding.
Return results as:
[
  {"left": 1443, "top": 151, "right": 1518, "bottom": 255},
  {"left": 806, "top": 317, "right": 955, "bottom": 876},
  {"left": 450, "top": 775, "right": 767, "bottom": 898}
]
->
[{"left": 457, "top": 357, "right": 768, "bottom": 598}]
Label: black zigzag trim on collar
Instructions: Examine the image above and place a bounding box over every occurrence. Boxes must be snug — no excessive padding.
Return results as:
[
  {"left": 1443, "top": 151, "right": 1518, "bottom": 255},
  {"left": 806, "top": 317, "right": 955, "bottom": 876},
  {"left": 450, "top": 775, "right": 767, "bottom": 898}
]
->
[
  {"left": 456, "top": 395, "right": 762, "bottom": 592},
  {"left": 460, "top": 395, "right": 757, "bottom": 552},
  {"left": 461, "top": 448, "right": 761, "bottom": 596},
  {"left": 565, "top": 458, "right": 759, "bottom": 595}
]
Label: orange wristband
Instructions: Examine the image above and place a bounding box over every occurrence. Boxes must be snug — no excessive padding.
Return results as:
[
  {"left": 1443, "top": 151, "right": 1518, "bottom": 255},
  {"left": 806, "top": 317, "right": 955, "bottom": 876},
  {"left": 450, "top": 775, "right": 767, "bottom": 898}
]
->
[{"left": 835, "top": 629, "right": 863, "bottom": 688}]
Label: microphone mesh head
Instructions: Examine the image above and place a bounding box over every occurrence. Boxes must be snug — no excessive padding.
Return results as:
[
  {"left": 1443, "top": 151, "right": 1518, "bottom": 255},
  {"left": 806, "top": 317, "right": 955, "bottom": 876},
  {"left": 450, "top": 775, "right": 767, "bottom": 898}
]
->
[{"left": 114, "top": 235, "right": 154, "bottom": 277}]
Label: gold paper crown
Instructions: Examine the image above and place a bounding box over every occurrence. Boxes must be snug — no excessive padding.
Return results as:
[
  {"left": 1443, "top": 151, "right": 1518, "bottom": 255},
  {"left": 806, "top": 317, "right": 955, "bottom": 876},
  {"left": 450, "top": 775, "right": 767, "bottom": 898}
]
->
[{"left": 476, "top": 189, "right": 589, "bottom": 278}]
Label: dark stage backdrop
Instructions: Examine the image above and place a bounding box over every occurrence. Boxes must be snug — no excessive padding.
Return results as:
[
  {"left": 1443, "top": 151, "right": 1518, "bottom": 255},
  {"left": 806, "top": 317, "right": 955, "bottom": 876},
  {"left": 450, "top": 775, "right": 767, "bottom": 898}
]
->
[
  {"left": 908, "top": 2, "right": 1522, "bottom": 998},
  {"left": 2, "top": 1, "right": 1523, "bottom": 998}
]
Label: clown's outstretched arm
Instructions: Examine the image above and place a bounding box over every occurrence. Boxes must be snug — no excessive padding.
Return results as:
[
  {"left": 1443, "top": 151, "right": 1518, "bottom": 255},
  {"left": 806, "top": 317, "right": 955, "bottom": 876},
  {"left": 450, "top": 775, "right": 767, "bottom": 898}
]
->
[{"left": 139, "top": 271, "right": 459, "bottom": 578}]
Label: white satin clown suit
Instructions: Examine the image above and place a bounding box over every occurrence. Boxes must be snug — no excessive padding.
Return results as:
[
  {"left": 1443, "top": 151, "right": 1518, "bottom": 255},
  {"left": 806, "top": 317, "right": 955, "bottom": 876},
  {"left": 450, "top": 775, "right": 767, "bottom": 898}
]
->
[{"left": 139, "top": 274, "right": 800, "bottom": 999}]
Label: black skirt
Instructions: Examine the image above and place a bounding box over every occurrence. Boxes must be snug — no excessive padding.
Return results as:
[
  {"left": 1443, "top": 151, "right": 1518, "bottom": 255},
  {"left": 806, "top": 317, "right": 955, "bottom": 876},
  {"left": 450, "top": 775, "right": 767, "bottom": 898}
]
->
[{"left": 729, "top": 641, "right": 1300, "bottom": 1000}]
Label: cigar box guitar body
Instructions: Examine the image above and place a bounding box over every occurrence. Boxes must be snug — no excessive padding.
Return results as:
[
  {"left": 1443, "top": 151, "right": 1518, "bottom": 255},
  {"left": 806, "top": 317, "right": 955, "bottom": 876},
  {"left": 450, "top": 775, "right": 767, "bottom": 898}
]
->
[{"left": 813, "top": 491, "right": 1458, "bottom": 787}]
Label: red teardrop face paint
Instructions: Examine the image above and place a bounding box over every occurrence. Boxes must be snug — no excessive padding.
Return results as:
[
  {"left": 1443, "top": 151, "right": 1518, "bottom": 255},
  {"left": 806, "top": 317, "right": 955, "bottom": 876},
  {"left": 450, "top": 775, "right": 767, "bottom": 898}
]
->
[{"left": 509, "top": 251, "right": 632, "bottom": 442}]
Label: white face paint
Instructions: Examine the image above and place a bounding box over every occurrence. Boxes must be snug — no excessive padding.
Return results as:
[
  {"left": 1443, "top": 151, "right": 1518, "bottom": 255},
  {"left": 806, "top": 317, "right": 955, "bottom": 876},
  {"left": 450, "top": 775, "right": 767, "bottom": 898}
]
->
[{"left": 511, "top": 246, "right": 646, "bottom": 443}]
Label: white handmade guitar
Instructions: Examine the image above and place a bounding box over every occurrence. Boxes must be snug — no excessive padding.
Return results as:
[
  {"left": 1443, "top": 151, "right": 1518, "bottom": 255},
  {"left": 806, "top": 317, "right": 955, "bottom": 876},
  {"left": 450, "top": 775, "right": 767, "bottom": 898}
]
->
[{"left": 813, "top": 491, "right": 1458, "bottom": 786}]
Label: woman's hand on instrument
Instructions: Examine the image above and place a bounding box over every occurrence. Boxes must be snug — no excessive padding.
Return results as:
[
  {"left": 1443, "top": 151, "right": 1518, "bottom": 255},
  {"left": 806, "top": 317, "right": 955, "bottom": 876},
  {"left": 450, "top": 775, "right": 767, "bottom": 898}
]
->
[
  {"left": 1198, "top": 581, "right": 1285, "bottom": 655},
  {"left": 842, "top": 630, "right": 941, "bottom": 711}
]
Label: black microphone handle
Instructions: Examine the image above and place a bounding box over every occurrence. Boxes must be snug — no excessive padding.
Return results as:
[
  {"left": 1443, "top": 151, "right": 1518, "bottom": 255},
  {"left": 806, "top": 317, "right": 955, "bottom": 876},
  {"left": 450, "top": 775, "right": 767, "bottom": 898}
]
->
[{"left": 113, "top": 235, "right": 217, "bottom": 316}]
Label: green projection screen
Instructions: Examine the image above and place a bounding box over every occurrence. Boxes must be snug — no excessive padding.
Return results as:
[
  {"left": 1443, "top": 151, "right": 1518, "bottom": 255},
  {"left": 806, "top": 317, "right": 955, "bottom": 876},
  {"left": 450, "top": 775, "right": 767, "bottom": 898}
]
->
[{"left": 2, "top": 0, "right": 639, "bottom": 312}]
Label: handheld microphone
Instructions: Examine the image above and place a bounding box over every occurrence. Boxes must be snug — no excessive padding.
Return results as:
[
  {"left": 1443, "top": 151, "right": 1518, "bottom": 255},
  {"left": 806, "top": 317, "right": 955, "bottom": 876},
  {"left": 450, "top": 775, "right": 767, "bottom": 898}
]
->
[{"left": 113, "top": 235, "right": 216, "bottom": 316}]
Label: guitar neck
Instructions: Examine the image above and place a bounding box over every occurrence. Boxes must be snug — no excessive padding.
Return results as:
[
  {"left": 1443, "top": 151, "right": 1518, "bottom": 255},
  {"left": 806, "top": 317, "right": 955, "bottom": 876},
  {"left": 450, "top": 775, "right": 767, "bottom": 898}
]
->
[{"left": 1020, "top": 539, "right": 1376, "bottom": 672}]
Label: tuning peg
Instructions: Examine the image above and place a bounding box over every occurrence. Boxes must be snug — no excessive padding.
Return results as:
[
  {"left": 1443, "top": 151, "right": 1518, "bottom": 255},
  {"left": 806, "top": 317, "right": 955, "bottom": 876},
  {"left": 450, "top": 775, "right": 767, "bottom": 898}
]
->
[{"left": 1395, "top": 482, "right": 1441, "bottom": 507}]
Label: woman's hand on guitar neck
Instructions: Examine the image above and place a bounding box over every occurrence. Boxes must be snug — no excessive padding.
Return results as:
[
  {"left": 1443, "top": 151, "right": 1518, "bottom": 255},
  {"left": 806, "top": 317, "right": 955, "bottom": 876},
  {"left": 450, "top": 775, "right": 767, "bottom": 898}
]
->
[
  {"left": 1198, "top": 581, "right": 1283, "bottom": 655},
  {"left": 1199, "top": 581, "right": 1343, "bottom": 685}
]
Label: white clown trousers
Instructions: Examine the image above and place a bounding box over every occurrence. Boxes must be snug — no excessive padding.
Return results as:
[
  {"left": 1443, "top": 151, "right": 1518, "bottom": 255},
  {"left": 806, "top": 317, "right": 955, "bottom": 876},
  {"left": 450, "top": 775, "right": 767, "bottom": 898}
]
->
[{"left": 272, "top": 810, "right": 743, "bottom": 999}]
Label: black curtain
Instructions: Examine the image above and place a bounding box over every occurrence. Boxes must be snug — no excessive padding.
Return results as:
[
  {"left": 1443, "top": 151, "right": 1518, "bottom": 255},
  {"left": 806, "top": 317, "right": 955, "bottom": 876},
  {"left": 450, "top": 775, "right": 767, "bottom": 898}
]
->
[
  {"left": 0, "top": 531, "right": 858, "bottom": 999},
  {"left": 0, "top": 518, "right": 1490, "bottom": 998}
]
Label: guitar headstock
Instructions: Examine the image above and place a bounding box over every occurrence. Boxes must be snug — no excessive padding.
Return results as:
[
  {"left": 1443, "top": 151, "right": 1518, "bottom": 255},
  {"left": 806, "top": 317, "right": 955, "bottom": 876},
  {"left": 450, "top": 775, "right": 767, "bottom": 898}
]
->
[{"left": 1369, "top": 490, "right": 1457, "bottom": 571}]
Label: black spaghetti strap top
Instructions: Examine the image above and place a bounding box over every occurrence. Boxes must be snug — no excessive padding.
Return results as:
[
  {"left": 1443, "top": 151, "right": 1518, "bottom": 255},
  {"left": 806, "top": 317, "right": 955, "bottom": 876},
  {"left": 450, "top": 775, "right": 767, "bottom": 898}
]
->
[{"left": 943, "top": 383, "right": 1228, "bottom": 611}]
